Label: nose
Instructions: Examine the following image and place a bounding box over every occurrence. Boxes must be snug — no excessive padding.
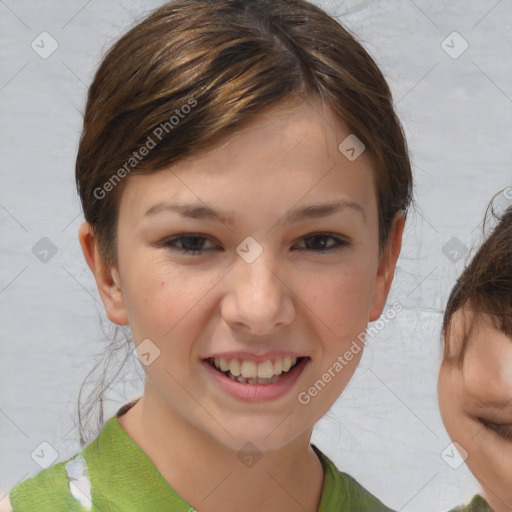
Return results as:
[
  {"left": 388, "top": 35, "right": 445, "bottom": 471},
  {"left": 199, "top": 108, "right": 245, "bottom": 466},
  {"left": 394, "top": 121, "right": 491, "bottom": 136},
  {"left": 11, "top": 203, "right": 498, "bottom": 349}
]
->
[{"left": 220, "top": 251, "right": 295, "bottom": 335}]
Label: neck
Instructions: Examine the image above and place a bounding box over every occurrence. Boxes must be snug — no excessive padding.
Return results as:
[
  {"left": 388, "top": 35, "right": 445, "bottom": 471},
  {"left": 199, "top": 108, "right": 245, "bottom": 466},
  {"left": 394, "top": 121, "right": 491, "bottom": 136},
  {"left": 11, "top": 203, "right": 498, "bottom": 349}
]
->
[{"left": 118, "top": 386, "right": 325, "bottom": 512}]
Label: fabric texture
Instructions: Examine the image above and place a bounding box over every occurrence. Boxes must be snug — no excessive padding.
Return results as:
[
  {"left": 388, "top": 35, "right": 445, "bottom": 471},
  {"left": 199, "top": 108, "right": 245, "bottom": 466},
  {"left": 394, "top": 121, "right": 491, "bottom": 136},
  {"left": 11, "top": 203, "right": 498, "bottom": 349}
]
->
[
  {"left": 9, "top": 403, "right": 394, "bottom": 512},
  {"left": 447, "top": 494, "right": 493, "bottom": 511}
]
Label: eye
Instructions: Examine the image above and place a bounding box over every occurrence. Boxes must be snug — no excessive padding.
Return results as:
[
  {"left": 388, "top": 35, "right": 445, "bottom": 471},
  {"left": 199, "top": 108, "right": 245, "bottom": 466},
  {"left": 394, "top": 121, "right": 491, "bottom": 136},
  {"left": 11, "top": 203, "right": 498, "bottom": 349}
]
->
[
  {"left": 478, "top": 417, "right": 512, "bottom": 441},
  {"left": 161, "top": 234, "right": 217, "bottom": 255},
  {"left": 159, "top": 232, "right": 349, "bottom": 256},
  {"left": 294, "top": 233, "right": 349, "bottom": 252}
]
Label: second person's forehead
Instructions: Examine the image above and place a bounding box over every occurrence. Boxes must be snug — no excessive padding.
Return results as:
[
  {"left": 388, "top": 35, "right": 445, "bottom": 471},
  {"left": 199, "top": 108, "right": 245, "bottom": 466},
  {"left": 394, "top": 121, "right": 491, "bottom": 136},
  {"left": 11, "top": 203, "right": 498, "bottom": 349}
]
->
[{"left": 462, "top": 323, "right": 512, "bottom": 400}]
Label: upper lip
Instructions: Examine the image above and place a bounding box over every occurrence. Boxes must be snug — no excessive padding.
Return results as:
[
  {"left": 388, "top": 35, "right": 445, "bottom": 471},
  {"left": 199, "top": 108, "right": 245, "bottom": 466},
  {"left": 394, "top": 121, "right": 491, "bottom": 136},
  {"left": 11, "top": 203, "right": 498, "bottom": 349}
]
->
[{"left": 202, "top": 351, "right": 308, "bottom": 363}]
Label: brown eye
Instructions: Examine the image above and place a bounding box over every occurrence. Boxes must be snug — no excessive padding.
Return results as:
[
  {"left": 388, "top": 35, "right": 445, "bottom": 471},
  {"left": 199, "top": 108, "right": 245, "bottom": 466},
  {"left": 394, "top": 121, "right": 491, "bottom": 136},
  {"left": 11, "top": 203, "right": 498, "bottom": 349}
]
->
[
  {"left": 161, "top": 234, "right": 217, "bottom": 255},
  {"left": 478, "top": 417, "right": 512, "bottom": 441},
  {"left": 295, "top": 233, "right": 349, "bottom": 252}
]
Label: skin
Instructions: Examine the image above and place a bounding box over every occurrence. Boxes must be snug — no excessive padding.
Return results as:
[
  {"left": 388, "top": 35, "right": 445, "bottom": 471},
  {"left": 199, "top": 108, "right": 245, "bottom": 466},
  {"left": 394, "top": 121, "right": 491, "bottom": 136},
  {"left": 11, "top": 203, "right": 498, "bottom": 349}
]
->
[
  {"left": 79, "top": 96, "right": 404, "bottom": 512},
  {"left": 439, "top": 308, "right": 512, "bottom": 512}
]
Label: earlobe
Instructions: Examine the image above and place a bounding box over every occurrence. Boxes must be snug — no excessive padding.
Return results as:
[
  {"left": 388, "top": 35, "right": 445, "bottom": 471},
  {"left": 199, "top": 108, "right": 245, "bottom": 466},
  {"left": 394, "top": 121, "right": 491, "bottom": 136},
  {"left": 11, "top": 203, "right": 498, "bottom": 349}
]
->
[
  {"left": 78, "top": 221, "right": 129, "bottom": 326},
  {"left": 369, "top": 212, "right": 405, "bottom": 322}
]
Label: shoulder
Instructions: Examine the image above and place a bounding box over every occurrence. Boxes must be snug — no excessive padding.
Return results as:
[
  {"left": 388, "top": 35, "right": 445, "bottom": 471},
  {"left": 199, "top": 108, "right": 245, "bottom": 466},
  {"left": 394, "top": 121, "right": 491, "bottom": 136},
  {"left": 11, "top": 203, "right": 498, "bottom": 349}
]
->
[
  {"left": 446, "top": 494, "right": 493, "bottom": 512},
  {"left": 8, "top": 410, "right": 145, "bottom": 512},
  {"left": 312, "top": 445, "right": 396, "bottom": 512},
  {"left": 8, "top": 452, "right": 92, "bottom": 512},
  {"left": 8, "top": 414, "right": 125, "bottom": 512}
]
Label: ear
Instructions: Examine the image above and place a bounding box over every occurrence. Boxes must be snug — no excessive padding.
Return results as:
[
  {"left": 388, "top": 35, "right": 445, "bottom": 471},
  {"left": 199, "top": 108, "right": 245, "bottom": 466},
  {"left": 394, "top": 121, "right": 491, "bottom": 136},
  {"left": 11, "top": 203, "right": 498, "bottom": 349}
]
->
[
  {"left": 78, "top": 221, "right": 129, "bottom": 325},
  {"left": 369, "top": 212, "right": 405, "bottom": 322}
]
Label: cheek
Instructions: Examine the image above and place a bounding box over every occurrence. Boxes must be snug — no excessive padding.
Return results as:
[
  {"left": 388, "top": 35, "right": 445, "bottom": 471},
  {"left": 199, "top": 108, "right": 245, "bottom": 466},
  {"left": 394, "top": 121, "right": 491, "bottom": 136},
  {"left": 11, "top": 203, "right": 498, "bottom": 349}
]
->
[
  {"left": 307, "top": 264, "right": 375, "bottom": 325},
  {"left": 466, "top": 431, "right": 512, "bottom": 510},
  {"left": 122, "top": 240, "right": 377, "bottom": 342},
  {"left": 439, "top": 364, "right": 512, "bottom": 504},
  {"left": 438, "top": 364, "right": 466, "bottom": 440},
  {"left": 121, "top": 258, "right": 219, "bottom": 341}
]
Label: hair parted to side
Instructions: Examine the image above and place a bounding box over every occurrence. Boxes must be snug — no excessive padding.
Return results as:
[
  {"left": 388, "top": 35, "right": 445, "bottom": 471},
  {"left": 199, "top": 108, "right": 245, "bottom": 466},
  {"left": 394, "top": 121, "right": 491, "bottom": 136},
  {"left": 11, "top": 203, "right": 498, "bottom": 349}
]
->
[
  {"left": 442, "top": 197, "right": 512, "bottom": 365},
  {"left": 75, "top": 0, "right": 413, "bottom": 445}
]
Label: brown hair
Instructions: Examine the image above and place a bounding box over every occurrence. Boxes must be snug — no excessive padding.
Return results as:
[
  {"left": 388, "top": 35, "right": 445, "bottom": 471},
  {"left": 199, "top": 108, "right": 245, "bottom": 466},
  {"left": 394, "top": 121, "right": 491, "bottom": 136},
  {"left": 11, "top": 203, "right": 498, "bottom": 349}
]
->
[
  {"left": 75, "top": 0, "right": 413, "bottom": 444},
  {"left": 442, "top": 199, "right": 512, "bottom": 364}
]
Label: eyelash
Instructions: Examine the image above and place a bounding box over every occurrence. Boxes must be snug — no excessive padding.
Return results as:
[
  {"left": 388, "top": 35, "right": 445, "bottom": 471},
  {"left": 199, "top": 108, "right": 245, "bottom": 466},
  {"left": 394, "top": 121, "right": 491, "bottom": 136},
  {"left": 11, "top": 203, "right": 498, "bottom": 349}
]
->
[
  {"left": 160, "top": 233, "right": 349, "bottom": 255},
  {"left": 478, "top": 417, "right": 512, "bottom": 441}
]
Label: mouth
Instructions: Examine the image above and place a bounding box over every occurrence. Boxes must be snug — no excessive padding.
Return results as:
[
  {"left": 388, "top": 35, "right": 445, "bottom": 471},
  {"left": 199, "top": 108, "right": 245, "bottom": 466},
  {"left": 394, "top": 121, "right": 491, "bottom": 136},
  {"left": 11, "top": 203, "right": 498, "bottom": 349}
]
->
[{"left": 204, "top": 356, "right": 309, "bottom": 385}]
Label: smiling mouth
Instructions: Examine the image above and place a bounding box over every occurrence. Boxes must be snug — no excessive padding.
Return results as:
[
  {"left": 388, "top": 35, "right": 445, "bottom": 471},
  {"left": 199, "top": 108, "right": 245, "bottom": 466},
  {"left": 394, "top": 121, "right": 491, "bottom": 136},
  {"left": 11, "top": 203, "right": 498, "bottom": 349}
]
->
[{"left": 204, "top": 356, "right": 308, "bottom": 385}]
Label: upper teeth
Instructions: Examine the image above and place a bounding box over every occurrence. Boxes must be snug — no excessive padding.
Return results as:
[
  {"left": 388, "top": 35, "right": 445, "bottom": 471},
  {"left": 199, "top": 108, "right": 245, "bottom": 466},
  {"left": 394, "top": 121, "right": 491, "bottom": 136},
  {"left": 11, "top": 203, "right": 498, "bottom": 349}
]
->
[{"left": 213, "top": 357, "right": 298, "bottom": 379}]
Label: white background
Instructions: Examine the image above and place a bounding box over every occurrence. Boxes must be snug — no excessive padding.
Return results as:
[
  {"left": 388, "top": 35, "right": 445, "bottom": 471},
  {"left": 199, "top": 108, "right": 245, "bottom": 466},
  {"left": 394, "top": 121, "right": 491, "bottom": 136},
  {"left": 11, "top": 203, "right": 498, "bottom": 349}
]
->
[{"left": 1, "top": 1, "right": 511, "bottom": 511}]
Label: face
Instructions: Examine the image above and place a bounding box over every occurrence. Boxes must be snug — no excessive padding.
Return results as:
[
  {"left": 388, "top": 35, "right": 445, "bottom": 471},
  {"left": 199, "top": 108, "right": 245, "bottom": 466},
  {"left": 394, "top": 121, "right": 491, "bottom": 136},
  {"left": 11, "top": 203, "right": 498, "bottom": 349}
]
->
[
  {"left": 83, "top": 96, "right": 403, "bottom": 453},
  {"left": 439, "top": 309, "right": 512, "bottom": 511}
]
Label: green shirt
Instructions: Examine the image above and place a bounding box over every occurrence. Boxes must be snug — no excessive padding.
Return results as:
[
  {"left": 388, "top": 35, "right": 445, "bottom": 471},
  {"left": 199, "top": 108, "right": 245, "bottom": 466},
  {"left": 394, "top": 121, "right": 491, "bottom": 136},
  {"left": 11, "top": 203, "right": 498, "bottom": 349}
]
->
[
  {"left": 9, "top": 407, "right": 394, "bottom": 512},
  {"left": 447, "top": 494, "right": 493, "bottom": 511}
]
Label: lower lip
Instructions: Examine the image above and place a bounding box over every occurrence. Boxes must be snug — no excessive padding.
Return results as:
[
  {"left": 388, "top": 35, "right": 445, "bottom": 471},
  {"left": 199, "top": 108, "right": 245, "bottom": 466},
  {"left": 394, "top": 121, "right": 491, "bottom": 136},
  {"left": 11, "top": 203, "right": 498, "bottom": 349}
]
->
[{"left": 202, "top": 358, "right": 309, "bottom": 402}]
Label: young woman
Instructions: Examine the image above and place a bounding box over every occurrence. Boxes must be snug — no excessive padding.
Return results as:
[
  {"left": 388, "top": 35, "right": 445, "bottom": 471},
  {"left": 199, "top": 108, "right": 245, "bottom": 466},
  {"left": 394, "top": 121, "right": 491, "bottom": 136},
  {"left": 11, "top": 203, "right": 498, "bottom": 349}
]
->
[
  {"left": 8, "top": 1, "right": 412, "bottom": 510},
  {"left": 440, "top": 202, "right": 512, "bottom": 512}
]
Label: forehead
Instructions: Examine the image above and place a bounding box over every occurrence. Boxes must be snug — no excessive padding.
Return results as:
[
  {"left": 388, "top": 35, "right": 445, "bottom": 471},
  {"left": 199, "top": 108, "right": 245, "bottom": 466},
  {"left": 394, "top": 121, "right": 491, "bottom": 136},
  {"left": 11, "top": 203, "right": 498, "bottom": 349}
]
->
[
  {"left": 455, "top": 311, "right": 512, "bottom": 405},
  {"left": 193, "top": 95, "right": 345, "bottom": 162},
  {"left": 119, "top": 97, "right": 378, "bottom": 222}
]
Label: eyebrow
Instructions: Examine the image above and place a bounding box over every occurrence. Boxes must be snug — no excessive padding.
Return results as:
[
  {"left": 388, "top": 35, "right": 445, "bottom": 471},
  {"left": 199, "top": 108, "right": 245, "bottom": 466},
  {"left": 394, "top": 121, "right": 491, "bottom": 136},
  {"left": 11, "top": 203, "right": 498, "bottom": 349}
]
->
[{"left": 143, "top": 199, "right": 366, "bottom": 225}]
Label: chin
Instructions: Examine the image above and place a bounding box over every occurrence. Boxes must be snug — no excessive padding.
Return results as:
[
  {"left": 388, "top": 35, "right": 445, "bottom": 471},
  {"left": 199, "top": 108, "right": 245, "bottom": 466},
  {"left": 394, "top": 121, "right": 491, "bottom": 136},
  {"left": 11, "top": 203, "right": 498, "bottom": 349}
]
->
[{"left": 208, "top": 417, "right": 310, "bottom": 453}]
